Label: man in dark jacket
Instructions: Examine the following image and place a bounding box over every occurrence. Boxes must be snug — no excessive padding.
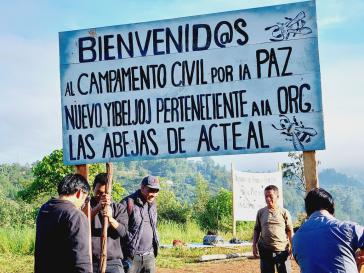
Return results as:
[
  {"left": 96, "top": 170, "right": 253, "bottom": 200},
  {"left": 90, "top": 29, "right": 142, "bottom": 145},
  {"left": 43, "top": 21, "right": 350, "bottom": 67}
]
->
[
  {"left": 35, "top": 174, "right": 92, "bottom": 273},
  {"left": 121, "top": 175, "right": 160, "bottom": 273},
  {"left": 91, "top": 173, "right": 128, "bottom": 273}
]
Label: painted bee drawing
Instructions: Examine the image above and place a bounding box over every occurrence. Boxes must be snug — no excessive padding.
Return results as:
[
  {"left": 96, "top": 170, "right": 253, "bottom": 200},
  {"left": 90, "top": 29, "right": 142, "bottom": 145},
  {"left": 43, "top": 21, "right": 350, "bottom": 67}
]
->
[
  {"left": 265, "top": 11, "right": 312, "bottom": 41},
  {"left": 272, "top": 115, "right": 317, "bottom": 150}
]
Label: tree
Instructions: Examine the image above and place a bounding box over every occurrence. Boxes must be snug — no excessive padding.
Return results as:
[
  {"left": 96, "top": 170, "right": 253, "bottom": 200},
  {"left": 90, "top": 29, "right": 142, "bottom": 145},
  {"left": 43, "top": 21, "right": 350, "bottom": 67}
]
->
[
  {"left": 192, "top": 173, "right": 210, "bottom": 219},
  {"left": 0, "top": 189, "right": 36, "bottom": 227},
  {"left": 198, "top": 189, "right": 232, "bottom": 232},
  {"left": 111, "top": 183, "right": 127, "bottom": 202},
  {"left": 157, "top": 183, "right": 191, "bottom": 224},
  {"left": 0, "top": 163, "right": 33, "bottom": 199},
  {"left": 282, "top": 152, "right": 306, "bottom": 191},
  {"left": 19, "top": 149, "right": 111, "bottom": 204}
]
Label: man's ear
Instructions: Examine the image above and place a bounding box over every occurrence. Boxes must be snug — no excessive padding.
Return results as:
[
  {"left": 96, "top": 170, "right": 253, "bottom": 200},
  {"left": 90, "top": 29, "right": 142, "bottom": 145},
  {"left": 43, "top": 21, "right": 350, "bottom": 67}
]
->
[{"left": 75, "top": 189, "right": 82, "bottom": 199}]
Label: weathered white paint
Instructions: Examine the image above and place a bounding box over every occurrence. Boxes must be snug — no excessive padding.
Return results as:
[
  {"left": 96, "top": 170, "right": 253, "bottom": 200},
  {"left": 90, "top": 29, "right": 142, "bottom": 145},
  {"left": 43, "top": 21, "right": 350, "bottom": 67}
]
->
[{"left": 59, "top": 0, "right": 325, "bottom": 165}]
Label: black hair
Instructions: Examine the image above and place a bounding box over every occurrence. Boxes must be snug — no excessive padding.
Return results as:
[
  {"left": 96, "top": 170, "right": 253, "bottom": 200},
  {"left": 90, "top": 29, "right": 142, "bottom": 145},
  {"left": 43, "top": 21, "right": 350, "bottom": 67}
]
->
[
  {"left": 92, "top": 173, "right": 108, "bottom": 189},
  {"left": 57, "top": 174, "right": 90, "bottom": 196},
  {"left": 264, "top": 185, "right": 279, "bottom": 194},
  {"left": 305, "top": 188, "right": 335, "bottom": 216}
]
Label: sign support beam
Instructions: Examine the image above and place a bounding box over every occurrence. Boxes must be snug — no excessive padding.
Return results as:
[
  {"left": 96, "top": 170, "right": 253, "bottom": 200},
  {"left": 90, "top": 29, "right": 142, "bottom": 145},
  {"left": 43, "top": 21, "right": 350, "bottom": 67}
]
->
[{"left": 303, "top": 151, "right": 318, "bottom": 192}]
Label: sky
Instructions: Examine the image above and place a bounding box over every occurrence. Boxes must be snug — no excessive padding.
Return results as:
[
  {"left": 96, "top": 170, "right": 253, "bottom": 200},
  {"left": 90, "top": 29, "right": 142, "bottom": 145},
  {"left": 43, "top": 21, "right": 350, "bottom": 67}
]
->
[{"left": 0, "top": 0, "right": 363, "bottom": 177}]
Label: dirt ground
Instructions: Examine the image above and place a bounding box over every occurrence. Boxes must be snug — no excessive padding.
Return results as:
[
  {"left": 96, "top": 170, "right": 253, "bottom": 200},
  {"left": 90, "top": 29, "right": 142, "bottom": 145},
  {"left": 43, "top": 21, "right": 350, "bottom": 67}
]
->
[{"left": 158, "top": 257, "right": 300, "bottom": 273}]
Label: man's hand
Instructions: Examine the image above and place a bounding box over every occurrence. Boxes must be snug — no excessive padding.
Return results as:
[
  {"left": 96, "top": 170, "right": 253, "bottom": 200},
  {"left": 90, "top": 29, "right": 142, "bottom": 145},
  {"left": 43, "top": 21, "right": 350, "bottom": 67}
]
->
[
  {"left": 253, "top": 244, "right": 259, "bottom": 258},
  {"left": 91, "top": 194, "right": 111, "bottom": 220},
  {"left": 97, "top": 194, "right": 111, "bottom": 210},
  {"left": 101, "top": 205, "right": 113, "bottom": 219},
  {"left": 102, "top": 205, "right": 119, "bottom": 229}
]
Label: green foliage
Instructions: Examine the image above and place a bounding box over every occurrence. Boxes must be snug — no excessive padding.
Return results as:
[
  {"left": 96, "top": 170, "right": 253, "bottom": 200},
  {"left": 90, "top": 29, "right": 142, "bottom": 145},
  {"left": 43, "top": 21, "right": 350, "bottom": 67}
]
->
[
  {"left": 329, "top": 186, "right": 364, "bottom": 224},
  {"left": 282, "top": 183, "right": 305, "bottom": 222},
  {"left": 236, "top": 221, "right": 255, "bottom": 241},
  {"left": 282, "top": 152, "right": 305, "bottom": 191},
  {"left": 198, "top": 189, "right": 233, "bottom": 232},
  {"left": 111, "top": 182, "right": 127, "bottom": 202},
  {"left": 192, "top": 173, "right": 210, "bottom": 218},
  {"left": 18, "top": 150, "right": 73, "bottom": 203},
  {"left": 158, "top": 221, "right": 205, "bottom": 244},
  {"left": 114, "top": 157, "right": 230, "bottom": 202},
  {"left": 19, "top": 149, "right": 105, "bottom": 204},
  {"left": 0, "top": 163, "right": 33, "bottom": 199},
  {"left": 0, "top": 192, "right": 36, "bottom": 228},
  {"left": 157, "top": 184, "right": 191, "bottom": 223},
  {"left": 0, "top": 227, "right": 35, "bottom": 255}
]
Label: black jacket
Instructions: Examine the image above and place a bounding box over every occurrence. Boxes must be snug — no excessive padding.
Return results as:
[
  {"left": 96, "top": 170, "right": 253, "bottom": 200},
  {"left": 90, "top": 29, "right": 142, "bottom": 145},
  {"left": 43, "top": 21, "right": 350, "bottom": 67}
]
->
[{"left": 35, "top": 198, "right": 92, "bottom": 273}]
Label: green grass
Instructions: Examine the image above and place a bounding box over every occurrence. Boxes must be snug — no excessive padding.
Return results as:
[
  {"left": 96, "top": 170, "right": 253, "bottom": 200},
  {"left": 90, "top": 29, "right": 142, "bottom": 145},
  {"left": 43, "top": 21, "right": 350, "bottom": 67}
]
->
[
  {"left": 0, "top": 227, "right": 35, "bottom": 255},
  {"left": 159, "top": 220, "right": 254, "bottom": 245},
  {"left": 0, "top": 221, "right": 254, "bottom": 272},
  {"left": 157, "top": 220, "right": 253, "bottom": 269},
  {"left": 159, "top": 221, "right": 206, "bottom": 244},
  {"left": 0, "top": 254, "right": 34, "bottom": 273}
]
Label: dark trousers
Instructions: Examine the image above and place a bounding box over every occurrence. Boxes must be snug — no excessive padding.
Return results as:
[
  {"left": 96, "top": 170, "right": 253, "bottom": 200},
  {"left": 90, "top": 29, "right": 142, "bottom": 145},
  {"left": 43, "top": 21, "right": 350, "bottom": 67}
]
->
[
  {"left": 258, "top": 245, "right": 291, "bottom": 273},
  {"left": 128, "top": 252, "right": 155, "bottom": 273},
  {"left": 93, "top": 259, "right": 125, "bottom": 273}
]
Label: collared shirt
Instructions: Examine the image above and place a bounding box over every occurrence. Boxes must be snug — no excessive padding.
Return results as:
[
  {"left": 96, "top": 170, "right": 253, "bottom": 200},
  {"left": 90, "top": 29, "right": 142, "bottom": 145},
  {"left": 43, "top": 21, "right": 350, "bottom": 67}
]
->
[
  {"left": 293, "top": 210, "right": 364, "bottom": 273},
  {"left": 254, "top": 206, "right": 293, "bottom": 251}
]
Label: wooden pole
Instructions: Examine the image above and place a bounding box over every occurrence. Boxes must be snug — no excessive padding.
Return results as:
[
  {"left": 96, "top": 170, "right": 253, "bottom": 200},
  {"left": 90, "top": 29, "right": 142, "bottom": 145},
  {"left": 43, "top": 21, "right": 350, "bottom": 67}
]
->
[
  {"left": 231, "top": 163, "right": 236, "bottom": 238},
  {"left": 357, "top": 249, "right": 364, "bottom": 273},
  {"left": 277, "top": 163, "right": 283, "bottom": 207},
  {"left": 303, "top": 151, "right": 319, "bottom": 193},
  {"left": 75, "top": 165, "right": 93, "bottom": 273},
  {"left": 99, "top": 163, "right": 113, "bottom": 273}
]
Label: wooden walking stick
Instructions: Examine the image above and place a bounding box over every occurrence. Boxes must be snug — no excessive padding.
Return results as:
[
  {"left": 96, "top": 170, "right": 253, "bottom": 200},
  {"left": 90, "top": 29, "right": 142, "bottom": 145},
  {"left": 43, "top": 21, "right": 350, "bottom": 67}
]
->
[
  {"left": 357, "top": 249, "right": 364, "bottom": 273},
  {"left": 75, "top": 164, "right": 93, "bottom": 273},
  {"left": 99, "top": 162, "right": 113, "bottom": 273}
]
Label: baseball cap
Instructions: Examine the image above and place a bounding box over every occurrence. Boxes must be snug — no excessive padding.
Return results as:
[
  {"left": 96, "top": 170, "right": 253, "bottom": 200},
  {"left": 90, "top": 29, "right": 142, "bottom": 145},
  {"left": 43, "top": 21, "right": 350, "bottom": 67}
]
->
[{"left": 141, "top": 175, "right": 160, "bottom": 190}]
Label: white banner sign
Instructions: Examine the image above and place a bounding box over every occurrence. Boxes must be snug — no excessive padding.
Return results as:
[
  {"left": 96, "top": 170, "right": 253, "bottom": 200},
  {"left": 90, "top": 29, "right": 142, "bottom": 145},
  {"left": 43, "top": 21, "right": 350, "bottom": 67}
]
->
[
  {"left": 59, "top": 0, "right": 325, "bottom": 165},
  {"left": 233, "top": 170, "right": 283, "bottom": 221}
]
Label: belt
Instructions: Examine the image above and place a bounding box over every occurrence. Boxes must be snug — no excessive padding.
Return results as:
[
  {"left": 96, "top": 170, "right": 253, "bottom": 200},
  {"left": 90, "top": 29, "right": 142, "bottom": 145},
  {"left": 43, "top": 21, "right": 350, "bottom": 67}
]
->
[{"left": 135, "top": 251, "right": 153, "bottom": 257}]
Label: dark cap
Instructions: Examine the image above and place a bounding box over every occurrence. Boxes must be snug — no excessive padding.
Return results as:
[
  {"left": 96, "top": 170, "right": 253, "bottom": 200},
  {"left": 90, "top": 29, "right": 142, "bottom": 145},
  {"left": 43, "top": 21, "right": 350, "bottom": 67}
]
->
[{"left": 141, "top": 175, "right": 160, "bottom": 190}]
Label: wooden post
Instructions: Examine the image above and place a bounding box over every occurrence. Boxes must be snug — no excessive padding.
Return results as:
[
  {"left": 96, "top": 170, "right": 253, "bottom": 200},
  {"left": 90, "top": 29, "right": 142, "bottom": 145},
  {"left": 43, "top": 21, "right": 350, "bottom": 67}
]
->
[
  {"left": 357, "top": 249, "right": 364, "bottom": 273},
  {"left": 303, "top": 151, "right": 319, "bottom": 193},
  {"left": 231, "top": 163, "right": 236, "bottom": 238},
  {"left": 75, "top": 165, "right": 93, "bottom": 273},
  {"left": 99, "top": 163, "right": 113, "bottom": 273}
]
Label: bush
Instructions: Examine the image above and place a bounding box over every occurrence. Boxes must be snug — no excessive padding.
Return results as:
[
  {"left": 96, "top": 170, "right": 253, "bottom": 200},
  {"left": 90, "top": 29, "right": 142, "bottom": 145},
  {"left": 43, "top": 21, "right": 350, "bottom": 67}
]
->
[
  {"left": 197, "top": 189, "right": 232, "bottom": 232},
  {"left": 0, "top": 195, "right": 36, "bottom": 228},
  {"left": 157, "top": 184, "right": 191, "bottom": 224}
]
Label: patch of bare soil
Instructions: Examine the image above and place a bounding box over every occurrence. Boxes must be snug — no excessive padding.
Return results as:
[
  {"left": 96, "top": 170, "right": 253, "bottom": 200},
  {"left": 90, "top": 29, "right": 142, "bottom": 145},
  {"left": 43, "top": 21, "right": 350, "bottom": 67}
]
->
[{"left": 158, "top": 257, "right": 300, "bottom": 273}]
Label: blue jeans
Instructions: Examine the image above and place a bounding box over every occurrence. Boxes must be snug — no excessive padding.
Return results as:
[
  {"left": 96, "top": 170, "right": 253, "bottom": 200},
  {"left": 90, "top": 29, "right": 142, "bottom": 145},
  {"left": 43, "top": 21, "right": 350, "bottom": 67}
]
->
[
  {"left": 128, "top": 252, "right": 155, "bottom": 273},
  {"left": 93, "top": 259, "right": 125, "bottom": 273},
  {"left": 258, "top": 245, "right": 291, "bottom": 273}
]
